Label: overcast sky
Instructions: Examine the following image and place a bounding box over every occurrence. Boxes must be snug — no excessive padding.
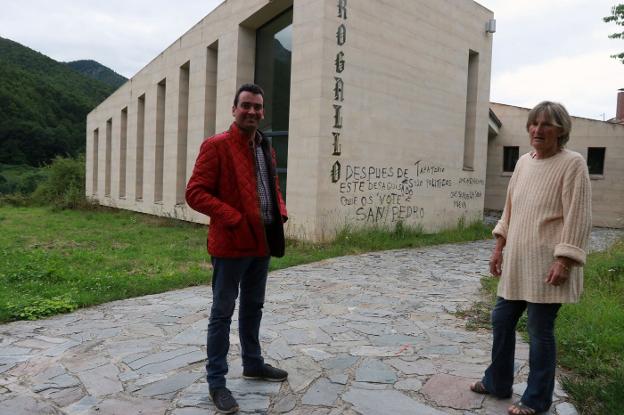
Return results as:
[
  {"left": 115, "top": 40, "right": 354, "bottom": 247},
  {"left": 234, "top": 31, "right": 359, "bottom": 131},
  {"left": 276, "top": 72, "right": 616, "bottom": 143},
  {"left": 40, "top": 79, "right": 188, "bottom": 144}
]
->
[{"left": 1, "top": 0, "right": 622, "bottom": 120}]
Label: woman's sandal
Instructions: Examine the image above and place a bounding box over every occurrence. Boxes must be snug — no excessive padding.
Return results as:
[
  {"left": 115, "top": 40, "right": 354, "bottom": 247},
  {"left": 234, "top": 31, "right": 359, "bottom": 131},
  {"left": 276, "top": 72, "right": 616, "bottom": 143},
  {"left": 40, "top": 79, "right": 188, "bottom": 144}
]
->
[
  {"left": 508, "top": 401, "right": 537, "bottom": 415},
  {"left": 469, "top": 381, "right": 489, "bottom": 395}
]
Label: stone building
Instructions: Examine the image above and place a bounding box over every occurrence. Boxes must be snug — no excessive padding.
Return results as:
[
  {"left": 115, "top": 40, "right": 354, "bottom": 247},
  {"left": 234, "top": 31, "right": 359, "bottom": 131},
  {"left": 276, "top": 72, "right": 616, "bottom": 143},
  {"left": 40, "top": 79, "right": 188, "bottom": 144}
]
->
[
  {"left": 486, "top": 101, "right": 624, "bottom": 228},
  {"left": 85, "top": 0, "right": 496, "bottom": 240}
]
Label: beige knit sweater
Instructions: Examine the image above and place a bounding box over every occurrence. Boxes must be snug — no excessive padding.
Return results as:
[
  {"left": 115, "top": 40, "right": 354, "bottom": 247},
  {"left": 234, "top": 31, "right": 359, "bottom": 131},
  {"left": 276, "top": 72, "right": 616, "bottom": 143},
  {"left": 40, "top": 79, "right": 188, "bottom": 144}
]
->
[{"left": 493, "top": 149, "right": 592, "bottom": 304}]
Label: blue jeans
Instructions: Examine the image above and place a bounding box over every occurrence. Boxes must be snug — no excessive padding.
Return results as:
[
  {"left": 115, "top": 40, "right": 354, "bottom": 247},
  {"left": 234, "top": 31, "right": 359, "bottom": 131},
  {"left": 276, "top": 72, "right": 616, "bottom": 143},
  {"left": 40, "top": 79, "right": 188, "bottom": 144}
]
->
[
  {"left": 482, "top": 297, "right": 561, "bottom": 413},
  {"left": 206, "top": 256, "right": 270, "bottom": 389}
]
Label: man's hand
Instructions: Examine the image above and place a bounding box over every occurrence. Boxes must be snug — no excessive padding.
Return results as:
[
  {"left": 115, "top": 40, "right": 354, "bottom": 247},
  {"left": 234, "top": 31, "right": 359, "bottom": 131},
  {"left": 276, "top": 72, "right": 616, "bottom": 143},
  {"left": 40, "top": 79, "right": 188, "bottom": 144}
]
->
[{"left": 545, "top": 258, "right": 572, "bottom": 286}]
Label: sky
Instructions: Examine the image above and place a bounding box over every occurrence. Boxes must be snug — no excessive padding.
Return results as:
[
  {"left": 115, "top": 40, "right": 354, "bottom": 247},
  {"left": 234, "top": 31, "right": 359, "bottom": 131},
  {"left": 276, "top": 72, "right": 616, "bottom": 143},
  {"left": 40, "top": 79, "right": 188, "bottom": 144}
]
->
[{"left": 0, "top": 0, "right": 622, "bottom": 120}]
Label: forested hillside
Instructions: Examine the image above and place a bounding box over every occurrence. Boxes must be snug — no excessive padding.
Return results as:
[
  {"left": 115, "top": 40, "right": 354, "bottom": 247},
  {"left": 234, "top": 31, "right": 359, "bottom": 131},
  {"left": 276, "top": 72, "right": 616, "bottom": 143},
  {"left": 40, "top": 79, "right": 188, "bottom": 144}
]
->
[
  {"left": 0, "top": 36, "right": 117, "bottom": 166},
  {"left": 66, "top": 59, "right": 127, "bottom": 89}
]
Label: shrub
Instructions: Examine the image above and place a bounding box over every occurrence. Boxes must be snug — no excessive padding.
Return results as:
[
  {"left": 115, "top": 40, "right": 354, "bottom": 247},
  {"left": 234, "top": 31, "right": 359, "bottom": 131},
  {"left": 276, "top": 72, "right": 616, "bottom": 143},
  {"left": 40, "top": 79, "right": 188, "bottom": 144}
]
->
[{"left": 32, "top": 155, "right": 91, "bottom": 209}]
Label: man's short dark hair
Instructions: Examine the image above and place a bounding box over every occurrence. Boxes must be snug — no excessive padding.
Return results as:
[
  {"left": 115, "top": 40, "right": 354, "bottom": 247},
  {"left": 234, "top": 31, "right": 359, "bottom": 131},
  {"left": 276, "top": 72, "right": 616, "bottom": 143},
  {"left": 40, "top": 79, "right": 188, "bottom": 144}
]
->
[{"left": 233, "top": 83, "right": 264, "bottom": 107}]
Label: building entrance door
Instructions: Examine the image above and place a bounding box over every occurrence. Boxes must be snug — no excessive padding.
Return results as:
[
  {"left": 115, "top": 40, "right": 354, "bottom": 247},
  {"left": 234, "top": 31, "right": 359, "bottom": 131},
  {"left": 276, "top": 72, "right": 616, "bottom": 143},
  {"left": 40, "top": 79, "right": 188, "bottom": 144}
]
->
[{"left": 255, "top": 8, "right": 292, "bottom": 200}]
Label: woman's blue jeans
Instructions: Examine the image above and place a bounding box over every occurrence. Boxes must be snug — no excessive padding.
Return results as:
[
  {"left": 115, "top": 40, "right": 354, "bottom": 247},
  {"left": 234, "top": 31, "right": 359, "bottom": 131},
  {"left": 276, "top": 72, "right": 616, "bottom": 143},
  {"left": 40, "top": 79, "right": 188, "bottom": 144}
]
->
[
  {"left": 206, "top": 256, "right": 270, "bottom": 390},
  {"left": 482, "top": 297, "right": 561, "bottom": 413}
]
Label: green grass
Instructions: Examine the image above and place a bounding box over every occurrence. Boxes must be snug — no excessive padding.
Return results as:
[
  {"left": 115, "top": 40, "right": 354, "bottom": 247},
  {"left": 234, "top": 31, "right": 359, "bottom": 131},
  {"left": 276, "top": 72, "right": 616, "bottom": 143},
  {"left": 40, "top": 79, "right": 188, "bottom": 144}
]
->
[
  {"left": 461, "top": 241, "right": 624, "bottom": 415},
  {"left": 0, "top": 207, "right": 492, "bottom": 322},
  {"left": 557, "top": 242, "right": 624, "bottom": 415}
]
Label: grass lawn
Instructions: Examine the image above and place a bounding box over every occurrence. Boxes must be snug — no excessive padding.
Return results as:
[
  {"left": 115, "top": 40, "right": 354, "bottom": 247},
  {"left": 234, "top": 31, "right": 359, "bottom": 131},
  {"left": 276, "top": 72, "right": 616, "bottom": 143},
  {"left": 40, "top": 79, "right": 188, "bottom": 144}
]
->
[
  {"left": 458, "top": 241, "right": 624, "bottom": 415},
  {"left": 0, "top": 206, "right": 492, "bottom": 322}
]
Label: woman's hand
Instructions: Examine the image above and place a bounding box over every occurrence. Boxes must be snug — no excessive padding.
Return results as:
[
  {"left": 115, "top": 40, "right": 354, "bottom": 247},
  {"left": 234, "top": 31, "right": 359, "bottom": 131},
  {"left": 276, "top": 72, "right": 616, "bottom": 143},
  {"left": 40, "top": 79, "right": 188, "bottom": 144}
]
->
[
  {"left": 490, "top": 249, "right": 503, "bottom": 277},
  {"left": 545, "top": 258, "right": 573, "bottom": 286},
  {"left": 489, "top": 235, "right": 506, "bottom": 277}
]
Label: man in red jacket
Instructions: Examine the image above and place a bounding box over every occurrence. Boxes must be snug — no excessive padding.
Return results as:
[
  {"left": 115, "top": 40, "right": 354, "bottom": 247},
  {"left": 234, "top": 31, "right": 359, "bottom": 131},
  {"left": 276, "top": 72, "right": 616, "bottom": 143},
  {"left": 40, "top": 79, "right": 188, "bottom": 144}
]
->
[{"left": 186, "top": 83, "right": 288, "bottom": 414}]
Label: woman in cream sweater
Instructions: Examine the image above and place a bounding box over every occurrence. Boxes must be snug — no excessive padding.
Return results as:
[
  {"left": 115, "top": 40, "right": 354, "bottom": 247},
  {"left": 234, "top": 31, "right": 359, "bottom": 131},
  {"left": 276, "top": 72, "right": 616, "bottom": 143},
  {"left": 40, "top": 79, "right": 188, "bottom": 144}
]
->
[{"left": 470, "top": 101, "right": 592, "bottom": 415}]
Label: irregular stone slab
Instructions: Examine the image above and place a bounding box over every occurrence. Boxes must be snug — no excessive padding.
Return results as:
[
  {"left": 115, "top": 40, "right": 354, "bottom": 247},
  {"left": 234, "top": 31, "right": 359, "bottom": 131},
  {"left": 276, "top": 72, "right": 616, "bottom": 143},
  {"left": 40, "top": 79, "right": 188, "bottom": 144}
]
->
[
  {"left": 320, "top": 355, "right": 358, "bottom": 371},
  {"left": 369, "top": 334, "right": 426, "bottom": 347},
  {"left": 0, "top": 394, "right": 63, "bottom": 415},
  {"left": 420, "top": 373, "right": 484, "bottom": 410},
  {"left": 0, "top": 346, "right": 32, "bottom": 355},
  {"left": 556, "top": 402, "right": 578, "bottom": 415},
  {"left": 136, "top": 372, "right": 203, "bottom": 399},
  {"left": 301, "top": 347, "right": 334, "bottom": 361},
  {"left": 343, "top": 387, "right": 447, "bottom": 415},
  {"left": 171, "top": 327, "right": 205, "bottom": 346},
  {"left": 85, "top": 395, "right": 169, "bottom": 414},
  {"left": 355, "top": 359, "right": 397, "bottom": 384},
  {"left": 350, "top": 346, "right": 413, "bottom": 357},
  {"left": 171, "top": 407, "right": 212, "bottom": 415},
  {"left": 227, "top": 378, "right": 281, "bottom": 395},
  {"left": 175, "top": 382, "right": 212, "bottom": 409},
  {"left": 394, "top": 378, "right": 423, "bottom": 391},
  {"left": 279, "top": 356, "right": 321, "bottom": 392},
  {"left": 32, "top": 366, "right": 81, "bottom": 393},
  {"left": 273, "top": 393, "right": 297, "bottom": 413},
  {"left": 387, "top": 358, "right": 436, "bottom": 375},
  {"left": 63, "top": 395, "right": 98, "bottom": 414},
  {"left": 328, "top": 373, "right": 348, "bottom": 385},
  {"left": 76, "top": 364, "right": 122, "bottom": 397},
  {"left": 421, "top": 345, "right": 462, "bottom": 356},
  {"left": 281, "top": 328, "right": 331, "bottom": 345},
  {"left": 44, "top": 340, "right": 81, "bottom": 357},
  {"left": 126, "top": 347, "right": 205, "bottom": 374},
  {"left": 301, "top": 378, "right": 343, "bottom": 406},
  {"left": 236, "top": 393, "right": 270, "bottom": 412},
  {"left": 266, "top": 338, "right": 296, "bottom": 360},
  {"left": 39, "top": 385, "right": 84, "bottom": 407}
]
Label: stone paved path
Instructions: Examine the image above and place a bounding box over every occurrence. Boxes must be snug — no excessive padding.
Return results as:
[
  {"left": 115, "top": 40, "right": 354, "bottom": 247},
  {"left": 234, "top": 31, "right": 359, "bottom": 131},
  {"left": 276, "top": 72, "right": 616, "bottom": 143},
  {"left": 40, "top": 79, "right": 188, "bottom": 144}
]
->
[{"left": 1, "top": 228, "right": 622, "bottom": 415}]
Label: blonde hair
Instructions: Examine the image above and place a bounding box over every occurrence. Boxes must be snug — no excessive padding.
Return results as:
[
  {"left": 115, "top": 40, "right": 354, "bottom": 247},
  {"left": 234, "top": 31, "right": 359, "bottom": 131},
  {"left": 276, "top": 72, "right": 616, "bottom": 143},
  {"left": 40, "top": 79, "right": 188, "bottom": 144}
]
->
[{"left": 526, "top": 101, "right": 572, "bottom": 147}]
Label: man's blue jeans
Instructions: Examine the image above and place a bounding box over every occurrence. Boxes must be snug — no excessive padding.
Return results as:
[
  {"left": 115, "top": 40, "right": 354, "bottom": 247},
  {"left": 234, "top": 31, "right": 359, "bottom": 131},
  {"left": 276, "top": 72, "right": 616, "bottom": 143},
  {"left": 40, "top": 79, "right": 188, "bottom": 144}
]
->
[
  {"left": 206, "top": 256, "right": 270, "bottom": 390},
  {"left": 482, "top": 297, "right": 561, "bottom": 413}
]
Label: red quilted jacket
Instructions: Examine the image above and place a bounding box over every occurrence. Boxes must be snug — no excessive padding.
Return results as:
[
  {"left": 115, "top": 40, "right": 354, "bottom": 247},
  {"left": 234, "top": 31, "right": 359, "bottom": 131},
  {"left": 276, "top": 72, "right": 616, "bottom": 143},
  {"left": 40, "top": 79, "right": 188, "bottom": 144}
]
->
[{"left": 186, "top": 122, "right": 287, "bottom": 258}]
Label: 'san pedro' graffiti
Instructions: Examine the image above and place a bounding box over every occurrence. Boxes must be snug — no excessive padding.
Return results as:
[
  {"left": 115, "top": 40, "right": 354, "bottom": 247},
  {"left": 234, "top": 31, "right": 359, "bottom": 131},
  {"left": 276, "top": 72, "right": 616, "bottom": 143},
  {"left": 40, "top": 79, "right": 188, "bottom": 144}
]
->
[{"left": 333, "top": 161, "right": 484, "bottom": 224}]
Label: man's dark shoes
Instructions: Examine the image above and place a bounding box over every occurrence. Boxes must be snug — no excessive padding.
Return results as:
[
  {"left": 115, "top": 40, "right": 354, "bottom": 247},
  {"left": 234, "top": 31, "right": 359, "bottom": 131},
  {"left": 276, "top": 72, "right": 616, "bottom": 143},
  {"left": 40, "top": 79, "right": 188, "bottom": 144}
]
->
[
  {"left": 243, "top": 363, "right": 288, "bottom": 382},
  {"left": 209, "top": 387, "right": 239, "bottom": 414}
]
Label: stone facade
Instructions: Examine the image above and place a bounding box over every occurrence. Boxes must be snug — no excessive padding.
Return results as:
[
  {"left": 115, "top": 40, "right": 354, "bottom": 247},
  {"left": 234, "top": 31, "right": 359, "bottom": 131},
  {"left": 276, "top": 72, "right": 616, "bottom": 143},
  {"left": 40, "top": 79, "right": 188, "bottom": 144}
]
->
[
  {"left": 86, "top": 0, "right": 495, "bottom": 240},
  {"left": 486, "top": 102, "right": 624, "bottom": 228}
]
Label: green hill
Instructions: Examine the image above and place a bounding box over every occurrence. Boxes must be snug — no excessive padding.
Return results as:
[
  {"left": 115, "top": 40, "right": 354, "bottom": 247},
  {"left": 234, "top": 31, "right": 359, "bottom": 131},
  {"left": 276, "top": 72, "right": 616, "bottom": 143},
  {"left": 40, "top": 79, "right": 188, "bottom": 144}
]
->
[
  {"left": 65, "top": 59, "right": 127, "bottom": 89},
  {"left": 0, "top": 36, "right": 117, "bottom": 166}
]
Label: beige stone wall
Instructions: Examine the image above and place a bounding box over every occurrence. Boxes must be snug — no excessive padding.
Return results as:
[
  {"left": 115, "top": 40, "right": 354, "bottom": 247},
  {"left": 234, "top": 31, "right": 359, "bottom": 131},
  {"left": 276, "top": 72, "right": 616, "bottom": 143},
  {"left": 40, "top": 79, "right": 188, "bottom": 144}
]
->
[
  {"left": 86, "top": 0, "right": 495, "bottom": 240},
  {"left": 297, "top": 0, "right": 494, "bottom": 238},
  {"left": 485, "top": 102, "right": 624, "bottom": 228},
  {"left": 86, "top": 0, "right": 294, "bottom": 223}
]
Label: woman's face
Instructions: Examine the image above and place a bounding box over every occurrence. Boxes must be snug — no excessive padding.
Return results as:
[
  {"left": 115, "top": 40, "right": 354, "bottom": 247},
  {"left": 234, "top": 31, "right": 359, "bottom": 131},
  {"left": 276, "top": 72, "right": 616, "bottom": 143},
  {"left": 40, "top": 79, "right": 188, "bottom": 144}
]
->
[{"left": 528, "top": 112, "right": 561, "bottom": 156}]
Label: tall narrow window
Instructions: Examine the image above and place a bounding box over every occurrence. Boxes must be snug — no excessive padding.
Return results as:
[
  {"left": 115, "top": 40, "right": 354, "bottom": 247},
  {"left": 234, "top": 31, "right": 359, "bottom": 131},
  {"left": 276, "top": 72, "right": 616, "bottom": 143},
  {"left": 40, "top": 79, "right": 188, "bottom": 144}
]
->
[
  {"left": 205, "top": 42, "right": 218, "bottom": 138},
  {"left": 463, "top": 50, "right": 479, "bottom": 171},
  {"left": 503, "top": 146, "right": 519, "bottom": 172},
  {"left": 587, "top": 147, "right": 606, "bottom": 175},
  {"left": 155, "top": 79, "right": 166, "bottom": 203},
  {"left": 136, "top": 94, "right": 145, "bottom": 201},
  {"left": 119, "top": 107, "right": 128, "bottom": 198},
  {"left": 176, "top": 62, "right": 190, "bottom": 204},
  {"left": 92, "top": 129, "right": 99, "bottom": 195},
  {"left": 105, "top": 118, "right": 112, "bottom": 197},
  {"left": 255, "top": 8, "right": 293, "bottom": 200}
]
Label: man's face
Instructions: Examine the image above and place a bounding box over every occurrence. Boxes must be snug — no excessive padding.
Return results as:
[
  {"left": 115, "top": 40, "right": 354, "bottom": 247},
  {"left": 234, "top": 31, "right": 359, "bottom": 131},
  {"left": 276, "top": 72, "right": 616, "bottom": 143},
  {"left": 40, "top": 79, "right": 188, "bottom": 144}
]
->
[{"left": 232, "top": 91, "right": 264, "bottom": 133}]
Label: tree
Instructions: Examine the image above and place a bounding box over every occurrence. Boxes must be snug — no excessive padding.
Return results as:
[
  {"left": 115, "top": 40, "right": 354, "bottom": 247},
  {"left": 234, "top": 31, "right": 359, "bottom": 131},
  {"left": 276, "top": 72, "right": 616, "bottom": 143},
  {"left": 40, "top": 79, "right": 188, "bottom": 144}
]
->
[{"left": 604, "top": 4, "right": 624, "bottom": 63}]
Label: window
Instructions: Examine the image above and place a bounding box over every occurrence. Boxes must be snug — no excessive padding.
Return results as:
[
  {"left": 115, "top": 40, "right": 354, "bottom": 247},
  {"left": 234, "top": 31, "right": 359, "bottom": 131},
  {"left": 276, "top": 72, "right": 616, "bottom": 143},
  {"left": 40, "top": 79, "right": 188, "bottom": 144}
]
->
[
  {"left": 587, "top": 147, "right": 605, "bottom": 175},
  {"left": 105, "top": 118, "right": 112, "bottom": 197},
  {"left": 255, "top": 8, "right": 293, "bottom": 200},
  {"left": 119, "top": 107, "right": 128, "bottom": 198},
  {"left": 503, "top": 146, "right": 519, "bottom": 172},
  {"left": 463, "top": 50, "right": 479, "bottom": 171},
  {"left": 154, "top": 79, "right": 166, "bottom": 203},
  {"left": 136, "top": 94, "right": 145, "bottom": 201}
]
